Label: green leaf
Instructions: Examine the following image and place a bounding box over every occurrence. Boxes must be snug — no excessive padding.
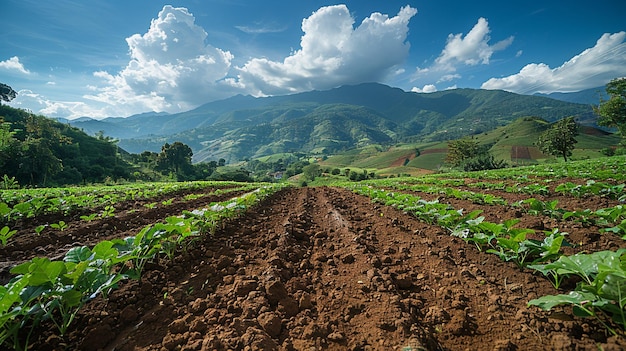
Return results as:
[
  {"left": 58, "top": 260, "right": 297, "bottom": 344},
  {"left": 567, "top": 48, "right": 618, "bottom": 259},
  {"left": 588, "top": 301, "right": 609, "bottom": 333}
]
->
[
  {"left": 0, "top": 277, "right": 29, "bottom": 314},
  {"left": 528, "top": 290, "right": 597, "bottom": 311},
  {"left": 64, "top": 246, "right": 93, "bottom": 263}
]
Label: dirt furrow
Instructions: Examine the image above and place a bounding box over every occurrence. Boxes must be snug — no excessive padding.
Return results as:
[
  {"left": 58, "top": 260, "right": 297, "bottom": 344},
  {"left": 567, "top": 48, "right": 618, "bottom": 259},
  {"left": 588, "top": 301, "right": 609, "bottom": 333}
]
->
[
  {"left": 27, "top": 187, "right": 625, "bottom": 351},
  {"left": 0, "top": 189, "right": 247, "bottom": 285}
]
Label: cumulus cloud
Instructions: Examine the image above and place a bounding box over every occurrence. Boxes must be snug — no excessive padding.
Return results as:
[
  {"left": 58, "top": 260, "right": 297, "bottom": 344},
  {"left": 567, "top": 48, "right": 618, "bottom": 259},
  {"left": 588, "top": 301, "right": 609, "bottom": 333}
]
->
[
  {"left": 0, "top": 56, "right": 31, "bottom": 75},
  {"left": 413, "top": 17, "right": 513, "bottom": 87},
  {"left": 228, "top": 5, "right": 418, "bottom": 96},
  {"left": 411, "top": 84, "right": 437, "bottom": 93},
  {"left": 86, "top": 5, "right": 234, "bottom": 114},
  {"left": 481, "top": 31, "right": 626, "bottom": 94},
  {"left": 416, "top": 18, "right": 513, "bottom": 76}
]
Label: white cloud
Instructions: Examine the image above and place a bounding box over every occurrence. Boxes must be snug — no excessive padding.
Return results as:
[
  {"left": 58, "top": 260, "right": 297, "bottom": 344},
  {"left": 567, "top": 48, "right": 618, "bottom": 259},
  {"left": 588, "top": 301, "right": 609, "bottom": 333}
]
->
[
  {"left": 0, "top": 56, "right": 31, "bottom": 75},
  {"left": 86, "top": 5, "right": 235, "bottom": 114},
  {"left": 235, "top": 23, "right": 286, "bottom": 34},
  {"left": 481, "top": 31, "right": 626, "bottom": 94},
  {"left": 229, "top": 5, "right": 418, "bottom": 96},
  {"left": 436, "top": 18, "right": 513, "bottom": 70},
  {"left": 9, "top": 90, "right": 107, "bottom": 119},
  {"left": 437, "top": 74, "right": 461, "bottom": 83},
  {"left": 411, "top": 84, "right": 437, "bottom": 93},
  {"left": 413, "top": 18, "right": 513, "bottom": 84}
]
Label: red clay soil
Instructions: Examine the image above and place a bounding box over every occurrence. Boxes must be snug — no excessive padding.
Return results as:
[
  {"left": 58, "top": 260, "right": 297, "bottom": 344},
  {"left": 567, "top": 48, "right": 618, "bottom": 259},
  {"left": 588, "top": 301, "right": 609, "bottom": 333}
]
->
[
  {"left": 6, "top": 187, "right": 626, "bottom": 350},
  {"left": 510, "top": 146, "right": 532, "bottom": 160},
  {"left": 390, "top": 153, "right": 417, "bottom": 167}
]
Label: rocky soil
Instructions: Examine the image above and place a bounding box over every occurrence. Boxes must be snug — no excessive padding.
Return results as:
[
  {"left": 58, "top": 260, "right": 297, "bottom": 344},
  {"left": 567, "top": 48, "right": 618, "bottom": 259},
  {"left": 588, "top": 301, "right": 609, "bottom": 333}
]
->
[{"left": 4, "top": 186, "right": 626, "bottom": 350}]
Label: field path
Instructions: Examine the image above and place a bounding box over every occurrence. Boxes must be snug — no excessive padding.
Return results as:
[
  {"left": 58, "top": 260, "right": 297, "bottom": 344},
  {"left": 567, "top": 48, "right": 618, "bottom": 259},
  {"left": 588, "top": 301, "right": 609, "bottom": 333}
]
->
[{"left": 26, "top": 186, "right": 622, "bottom": 350}]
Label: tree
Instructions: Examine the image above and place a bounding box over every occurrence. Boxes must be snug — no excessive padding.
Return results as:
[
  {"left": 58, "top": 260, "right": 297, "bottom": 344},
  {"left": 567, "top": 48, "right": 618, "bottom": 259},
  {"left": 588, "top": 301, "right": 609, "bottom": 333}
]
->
[
  {"left": 536, "top": 116, "right": 579, "bottom": 162},
  {"left": 445, "top": 139, "right": 480, "bottom": 167},
  {"left": 302, "top": 163, "right": 322, "bottom": 181},
  {"left": 157, "top": 142, "right": 193, "bottom": 174},
  {"left": 594, "top": 77, "right": 626, "bottom": 141},
  {"left": 0, "top": 83, "right": 17, "bottom": 104}
]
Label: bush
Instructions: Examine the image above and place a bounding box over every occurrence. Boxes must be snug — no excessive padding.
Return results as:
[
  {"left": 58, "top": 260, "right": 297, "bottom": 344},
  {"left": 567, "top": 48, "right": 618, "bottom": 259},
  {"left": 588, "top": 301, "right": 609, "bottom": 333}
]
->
[{"left": 462, "top": 155, "right": 508, "bottom": 172}]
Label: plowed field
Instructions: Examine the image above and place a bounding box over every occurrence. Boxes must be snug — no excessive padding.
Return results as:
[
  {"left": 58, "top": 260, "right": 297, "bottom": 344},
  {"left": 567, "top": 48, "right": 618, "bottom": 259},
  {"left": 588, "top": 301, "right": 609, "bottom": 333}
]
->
[{"left": 4, "top": 183, "right": 626, "bottom": 351}]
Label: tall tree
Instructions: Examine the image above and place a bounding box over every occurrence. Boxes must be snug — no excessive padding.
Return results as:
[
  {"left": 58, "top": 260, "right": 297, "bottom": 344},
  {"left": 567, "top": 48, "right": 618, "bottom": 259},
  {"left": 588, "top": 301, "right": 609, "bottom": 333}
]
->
[
  {"left": 536, "top": 116, "right": 579, "bottom": 162},
  {"left": 445, "top": 139, "right": 480, "bottom": 167},
  {"left": 0, "top": 83, "right": 17, "bottom": 104},
  {"left": 157, "top": 142, "right": 193, "bottom": 174},
  {"left": 594, "top": 77, "right": 626, "bottom": 142}
]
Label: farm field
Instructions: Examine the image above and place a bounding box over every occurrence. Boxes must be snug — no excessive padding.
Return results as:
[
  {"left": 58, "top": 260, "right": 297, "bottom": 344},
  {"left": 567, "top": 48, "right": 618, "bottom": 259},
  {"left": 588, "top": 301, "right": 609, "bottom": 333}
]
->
[{"left": 2, "top": 156, "right": 626, "bottom": 350}]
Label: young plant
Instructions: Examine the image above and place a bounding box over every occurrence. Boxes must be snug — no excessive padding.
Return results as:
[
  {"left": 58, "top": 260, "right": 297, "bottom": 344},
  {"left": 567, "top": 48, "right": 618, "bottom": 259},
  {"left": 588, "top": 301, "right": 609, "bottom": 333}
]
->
[
  {"left": 528, "top": 249, "right": 626, "bottom": 335},
  {"left": 34, "top": 225, "right": 46, "bottom": 236},
  {"left": 50, "top": 221, "right": 68, "bottom": 231},
  {"left": 100, "top": 205, "right": 115, "bottom": 218},
  {"left": 79, "top": 213, "right": 98, "bottom": 222},
  {"left": 487, "top": 228, "right": 566, "bottom": 268},
  {"left": 0, "top": 226, "right": 17, "bottom": 246}
]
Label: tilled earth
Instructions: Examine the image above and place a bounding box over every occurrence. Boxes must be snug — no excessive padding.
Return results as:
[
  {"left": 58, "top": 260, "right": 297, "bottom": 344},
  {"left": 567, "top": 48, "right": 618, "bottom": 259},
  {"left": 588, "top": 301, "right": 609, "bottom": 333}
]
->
[{"left": 7, "top": 186, "right": 626, "bottom": 350}]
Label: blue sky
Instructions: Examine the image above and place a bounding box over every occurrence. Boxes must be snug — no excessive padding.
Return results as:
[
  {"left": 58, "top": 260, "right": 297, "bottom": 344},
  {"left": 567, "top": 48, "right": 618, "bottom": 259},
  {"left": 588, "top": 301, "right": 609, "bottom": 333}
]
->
[{"left": 1, "top": 0, "right": 625, "bottom": 119}]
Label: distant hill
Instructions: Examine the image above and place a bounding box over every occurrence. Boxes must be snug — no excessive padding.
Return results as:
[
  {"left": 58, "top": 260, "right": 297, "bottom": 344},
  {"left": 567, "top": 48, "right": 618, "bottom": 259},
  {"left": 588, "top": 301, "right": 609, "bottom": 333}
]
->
[
  {"left": 66, "top": 83, "right": 598, "bottom": 163},
  {"left": 0, "top": 105, "right": 133, "bottom": 186},
  {"left": 534, "top": 86, "right": 607, "bottom": 105},
  {"left": 321, "top": 116, "right": 620, "bottom": 173}
]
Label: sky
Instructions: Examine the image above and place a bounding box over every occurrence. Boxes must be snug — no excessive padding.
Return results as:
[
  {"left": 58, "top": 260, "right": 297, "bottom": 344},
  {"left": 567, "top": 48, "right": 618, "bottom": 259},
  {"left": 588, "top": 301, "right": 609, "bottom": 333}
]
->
[{"left": 1, "top": 0, "right": 625, "bottom": 119}]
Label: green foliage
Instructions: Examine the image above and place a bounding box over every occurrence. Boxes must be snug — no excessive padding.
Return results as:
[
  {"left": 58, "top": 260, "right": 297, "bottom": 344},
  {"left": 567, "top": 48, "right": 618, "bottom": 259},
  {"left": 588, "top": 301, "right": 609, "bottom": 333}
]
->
[
  {"left": 594, "top": 77, "right": 626, "bottom": 139},
  {"left": 157, "top": 141, "right": 193, "bottom": 175},
  {"left": 0, "top": 83, "right": 17, "bottom": 104},
  {"left": 0, "top": 105, "right": 132, "bottom": 186},
  {"left": 0, "top": 226, "right": 17, "bottom": 246},
  {"left": 528, "top": 249, "right": 626, "bottom": 335},
  {"left": 0, "top": 183, "right": 286, "bottom": 350},
  {"left": 536, "top": 116, "right": 579, "bottom": 161},
  {"left": 461, "top": 154, "right": 508, "bottom": 172},
  {"left": 445, "top": 139, "right": 480, "bottom": 167},
  {"left": 302, "top": 163, "right": 322, "bottom": 181}
]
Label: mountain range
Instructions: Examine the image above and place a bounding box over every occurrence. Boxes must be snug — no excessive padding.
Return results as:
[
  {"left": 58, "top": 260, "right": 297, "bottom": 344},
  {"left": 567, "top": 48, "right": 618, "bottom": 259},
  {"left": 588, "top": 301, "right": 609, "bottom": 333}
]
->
[{"left": 63, "top": 83, "right": 602, "bottom": 163}]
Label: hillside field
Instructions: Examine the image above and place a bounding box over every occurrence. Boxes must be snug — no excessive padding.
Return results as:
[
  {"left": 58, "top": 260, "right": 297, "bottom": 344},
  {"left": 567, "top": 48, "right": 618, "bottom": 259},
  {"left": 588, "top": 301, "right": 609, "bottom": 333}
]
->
[{"left": 320, "top": 117, "right": 621, "bottom": 173}]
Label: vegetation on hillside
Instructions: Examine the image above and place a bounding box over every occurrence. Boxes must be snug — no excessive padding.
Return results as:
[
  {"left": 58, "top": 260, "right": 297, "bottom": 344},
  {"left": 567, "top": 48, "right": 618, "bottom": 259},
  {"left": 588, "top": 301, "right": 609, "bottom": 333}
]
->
[
  {"left": 67, "top": 83, "right": 596, "bottom": 162},
  {"left": 2, "top": 79, "right": 624, "bottom": 187},
  {"left": 536, "top": 116, "right": 579, "bottom": 162},
  {"left": 0, "top": 105, "right": 133, "bottom": 187},
  {"left": 595, "top": 77, "right": 626, "bottom": 147}
]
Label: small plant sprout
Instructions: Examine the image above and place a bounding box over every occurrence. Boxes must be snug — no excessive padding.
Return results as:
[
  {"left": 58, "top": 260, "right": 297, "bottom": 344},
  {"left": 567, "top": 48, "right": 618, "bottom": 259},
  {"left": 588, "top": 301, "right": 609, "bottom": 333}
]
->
[
  {"left": 35, "top": 225, "right": 46, "bottom": 235},
  {"left": 79, "top": 213, "right": 98, "bottom": 222},
  {"left": 0, "top": 226, "right": 17, "bottom": 246},
  {"left": 50, "top": 221, "right": 68, "bottom": 231},
  {"left": 100, "top": 205, "right": 115, "bottom": 218}
]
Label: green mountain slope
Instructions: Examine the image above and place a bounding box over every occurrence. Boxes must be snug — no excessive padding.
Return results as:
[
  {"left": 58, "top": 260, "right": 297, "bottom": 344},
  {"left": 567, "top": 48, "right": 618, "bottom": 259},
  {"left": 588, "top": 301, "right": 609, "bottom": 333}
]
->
[
  {"left": 1, "top": 105, "right": 133, "bottom": 186},
  {"left": 70, "top": 83, "right": 598, "bottom": 163},
  {"left": 321, "top": 117, "right": 620, "bottom": 173}
]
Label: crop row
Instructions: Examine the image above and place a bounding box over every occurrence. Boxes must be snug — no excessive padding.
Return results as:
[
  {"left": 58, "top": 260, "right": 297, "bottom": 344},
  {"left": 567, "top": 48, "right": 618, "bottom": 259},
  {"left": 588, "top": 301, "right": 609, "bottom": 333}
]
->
[
  {"left": 439, "top": 155, "right": 626, "bottom": 181},
  {"left": 357, "top": 180, "right": 626, "bottom": 239},
  {"left": 0, "top": 184, "right": 286, "bottom": 350},
  {"left": 388, "top": 175, "right": 626, "bottom": 200},
  {"left": 349, "top": 184, "right": 626, "bottom": 335},
  {"left": 0, "top": 181, "right": 266, "bottom": 224},
  {"left": 0, "top": 184, "right": 265, "bottom": 248}
]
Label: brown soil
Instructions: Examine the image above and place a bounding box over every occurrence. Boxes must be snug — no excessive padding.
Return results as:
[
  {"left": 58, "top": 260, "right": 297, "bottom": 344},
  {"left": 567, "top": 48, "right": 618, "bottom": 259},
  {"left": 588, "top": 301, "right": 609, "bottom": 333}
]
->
[
  {"left": 5, "top": 186, "right": 626, "bottom": 350},
  {"left": 390, "top": 153, "right": 417, "bottom": 167},
  {"left": 511, "top": 146, "right": 531, "bottom": 160}
]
